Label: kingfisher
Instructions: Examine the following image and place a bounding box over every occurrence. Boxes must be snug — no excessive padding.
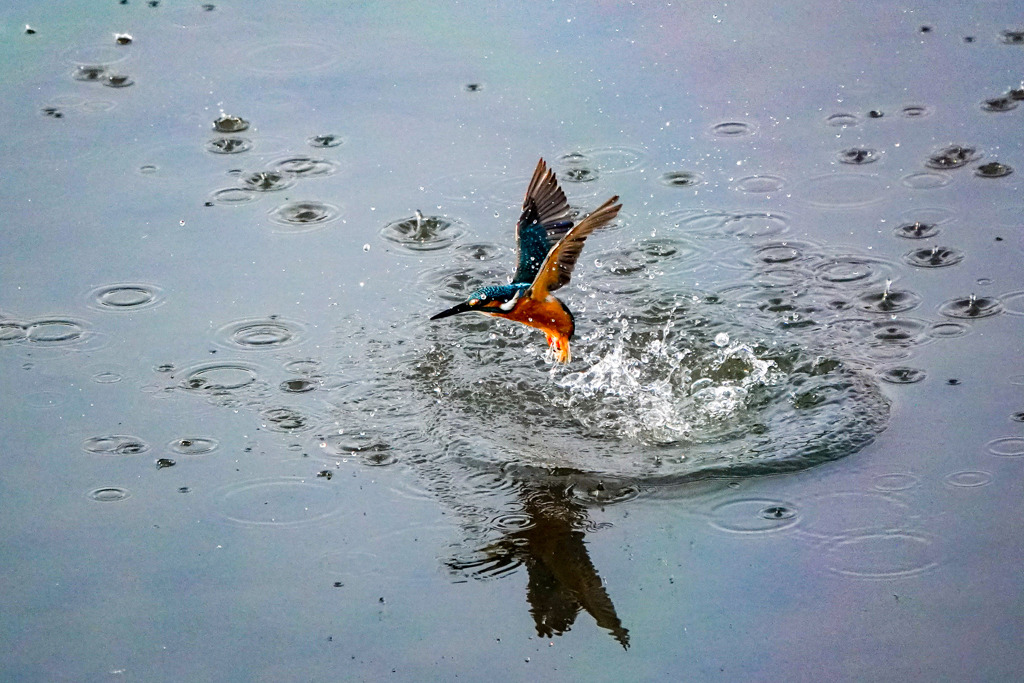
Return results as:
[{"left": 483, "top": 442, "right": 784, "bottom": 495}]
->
[{"left": 430, "top": 158, "right": 621, "bottom": 363}]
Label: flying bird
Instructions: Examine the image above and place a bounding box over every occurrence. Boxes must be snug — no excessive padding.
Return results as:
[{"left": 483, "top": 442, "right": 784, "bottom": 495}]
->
[{"left": 430, "top": 158, "right": 621, "bottom": 363}]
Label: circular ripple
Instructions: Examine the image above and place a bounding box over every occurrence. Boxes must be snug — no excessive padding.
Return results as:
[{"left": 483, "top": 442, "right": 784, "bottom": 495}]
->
[
  {"left": 900, "top": 105, "right": 931, "bottom": 118},
  {"left": 722, "top": 212, "right": 789, "bottom": 239},
  {"left": 89, "top": 487, "right": 130, "bottom": 502},
  {"left": 25, "top": 319, "right": 86, "bottom": 345},
  {"left": 381, "top": 214, "right": 466, "bottom": 253},
  {"left": 82, "top": 435, "right": 150, "bottom": 455},
  {"left": 928, "top": 321, "right": 970, "bottom": 338},
  {"left": 939, "top": 296, "right": 1003, "bottom": 319},
  {"left": 270, "top": 156, "right": 338, "bottom": 178},
  {"left": 244, "top": 41, "right": 341, "bottom": 74},
  {"left": 316, "top": 431, "right": 392, "bottom": 459},
  {"left": 217, "top": 317, "right": 304, "bottom": 349},
  {"left": 0, "top": 321, "right": 27, "bottom": 344},
  {"left": 981, "top": 97, "right": 1017, "bottom": 112},
  {"left": 799, "top": 492, "right": 909, "bottom": 537},
  {"left": 63, "top": 44, "right": 127, "bottom": 66},
  {"left": 710, "top": 121, "right": 755, "bottom": 137},
  {"left": 269, "top": 201, "right": 340, "bottom": 231},
  {"left": 926, "top": 145, "right": 981, "bottom": 170},
  {"left": 826, "top": 113, "right": 859, "bottom": 127},
  {"left": 260, "top": 407, "right": 314, "bottom": 432},
  {"left": 987, "top": 437, "right": 1024, "bottom": 457},
  {"left": 563, "top": 146, "right": 646, "bottom": 174},
  {"left": 210, "top": 188, "right": 258, "bottom": 205},
  {"left": 879, "top": 366, "right": 926, "bottom": 384},
  {"left": 90, "top": 283, "right": 162, "bottom": 311},
  {"left": 903, "top": 246, "right": 963, "bottom": 268},
  {"left": 206, "top": 137, "right": 252, "bottom": 155},
  {"left": 894, "top": 222, "right": 940, "bottom": 239},
  {"left": 734, "top": 175, "right": 786, "bottom": 193},
  {"left": 944, "top": 470, "right": 992, "bottom": 488},
  {"left": 857, "top": 289, "right": 921, "bottom": 313},
  {"left": 571, "top": 482, "right": 641, "bottom": 506},
  {"left": 793, "top": 174, "right": 886, "bottom": 208},
  {"left": 825, "top": 532, "right": 938, "bottom": 579},
  {"left": 213, "top": 478, "right": 341, "bottom": 527},
  {"left": 872, "top": 473, "right": 920, "bottom": 491},
  {"left": 660, "top": 171, "right": 703, "bottom": 188},
  {"left": 838, "top": 148, "right": 881, "bottom": 165},
  {"left": 902, "top": 172, "right": 951, "bottom": 189},
  {"left": 182, "top": 363, "right": 259, "bottom": 391},
  {"left": 1002, "top": 291, "right": 1024, "bottom": 315},
  {"left": 169, "top": 437, "right": 219, "bottom": 455},
  {"left": 708, "top": 498, "right": 799, "bottom": 534},
  {"left": 240, "top": 171, "right": 294, "bottom": 192},
  {"left": 815, "top": 257, "right": 889, "bottom": 285}
]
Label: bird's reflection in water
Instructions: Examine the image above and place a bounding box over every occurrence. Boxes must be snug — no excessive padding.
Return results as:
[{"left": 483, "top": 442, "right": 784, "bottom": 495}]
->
[{"left": 447, "top": 481, "right": 630, "bottom": 649}]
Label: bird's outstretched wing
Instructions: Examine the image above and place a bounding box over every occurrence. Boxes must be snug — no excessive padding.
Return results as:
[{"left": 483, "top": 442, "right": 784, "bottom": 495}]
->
[
  {"left": 512, "top": 158, "right": 573, "bottom": 284},
  {"left": 527, "top": 196, "right": 621, "bottom": 299}
]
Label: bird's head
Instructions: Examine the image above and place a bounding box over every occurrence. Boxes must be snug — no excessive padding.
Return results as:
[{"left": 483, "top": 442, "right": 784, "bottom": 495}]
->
[{"left": 429, "top": 286, "right": 522, "bottom": 320}]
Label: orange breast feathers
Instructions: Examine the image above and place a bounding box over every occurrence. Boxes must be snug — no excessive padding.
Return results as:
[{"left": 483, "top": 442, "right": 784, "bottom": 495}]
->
[{"left": 486, "top": 295, "right": 574, "bottom": 362}]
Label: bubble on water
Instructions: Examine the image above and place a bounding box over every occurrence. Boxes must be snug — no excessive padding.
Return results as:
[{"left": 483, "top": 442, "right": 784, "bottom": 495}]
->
[
  {"left": 975, "top": 162, "right": 1013, "bottom": 178},
  {"left": 710, "top": 121, "right": 755, "bottom": 137},
  {"left": 212, "top": 477, "right": 341, "bottom": 526},
  {"left": 838, "top": 148, "right": 881, "bottom": 165},
  {"left": 879, "top": 366, "right": 926, "bottom": 384},
  {"left": 660, "top": 171, "right": 703, "bottom": 188},
  {"left": 987, "top": 437, "right": 1024, "bottom": 457},
  {"left": 269, "top": 201, "right": 341, "bottom": 231},
  {"left": 825, "top": 532, "right": 938, "bottom": 579},
  {"left": 270, "top": 156, "right": 338, "bottom": 178},
  {"left": 708, "top": 498, "right": 800, "bottom": 534},
  {"left": 213, "top": 115, "right": 249, "bottom": 132},
  {"left": 734, "top": 175, "right": 786, "bottom": 193},
  {"left": 926, "top": 145, "right": 981, "bottom": 170},
  {"left": 307, "top": 134, "right": 343, "bottom": 148},
  {"left": 155, "top": 458, "right": 176, "bottom": 469},
  {"left": 939, "top": 295, "right": 1003, "bottom": 319},
  {"left": 792, "top": 174, "right": 886, "bottom": 208},
  {"left": 206, "top": 137, "right": 252, "bottom": 154},
  {"left": 381, "top": 213, "right": 466, "bottom": 253},
  {"left": 90, "top": 283, "right": 163, "bottom": 311},
  {"left": 82, "top": 435, "right": 150, "bottom": 455},
  {"left": 170, "top": 437, "right": 219, "bottom": 455},
  {"left": 894, "top": 222, "right": 940, "bottom": 239},
  {"left": 944, "top": 470, "right": 992, "bottom": 488},
  {"left": 903, "top": 246, "right": 964, "bottom": 268},
  {"left": 89, "top": 487, "right": 130, "bottom": 502},
  {"left": 281, "top": 378, "right": 318, "bottom": 393},
  {"left": 102, "top": 74, "right": 134, "bottom": 88},
  {"left": 217, "top": 317, "right": 304, "bottom": 349},
  {"left": 901, "top": 172, "right": 952, "bottom": 189}
]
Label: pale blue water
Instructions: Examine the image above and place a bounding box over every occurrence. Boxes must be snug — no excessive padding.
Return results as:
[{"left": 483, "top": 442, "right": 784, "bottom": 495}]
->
[{"left": 2, "top": 1, "right": 1023, "bottom": 680}]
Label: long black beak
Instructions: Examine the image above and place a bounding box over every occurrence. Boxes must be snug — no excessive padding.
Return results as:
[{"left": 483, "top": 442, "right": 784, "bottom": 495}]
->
[{"left": 430, "top": 301, "right": 474, "bottom": 320}]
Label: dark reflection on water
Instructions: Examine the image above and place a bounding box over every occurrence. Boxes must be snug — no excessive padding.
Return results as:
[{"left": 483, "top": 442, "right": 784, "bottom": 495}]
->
[{"left": 447, "top": 482, "right": 630, "bottom": 649}]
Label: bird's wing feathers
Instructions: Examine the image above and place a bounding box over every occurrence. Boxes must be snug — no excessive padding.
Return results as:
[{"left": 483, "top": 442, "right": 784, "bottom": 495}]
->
[
  {"left": 512, "top": 158, "right": 573, "bottom": 284},
  {"left": 528, "top": 196, "right": 621, "bottom": 299}
]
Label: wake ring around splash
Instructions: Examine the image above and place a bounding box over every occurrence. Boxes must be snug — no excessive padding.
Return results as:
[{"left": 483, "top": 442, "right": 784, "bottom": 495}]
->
[{"left": 364, "top": 285, "right": 891, "bottom": 489}]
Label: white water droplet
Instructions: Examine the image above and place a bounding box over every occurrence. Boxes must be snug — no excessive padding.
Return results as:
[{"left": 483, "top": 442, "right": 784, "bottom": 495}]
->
[{"left": 714, "top": 332, "right": 730, "bottom": 347}]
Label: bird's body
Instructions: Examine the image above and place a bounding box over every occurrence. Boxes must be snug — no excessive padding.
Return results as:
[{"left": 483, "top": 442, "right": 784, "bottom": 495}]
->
[{"left": 431, "top": 158, "right": 621, "bottom": 363}]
